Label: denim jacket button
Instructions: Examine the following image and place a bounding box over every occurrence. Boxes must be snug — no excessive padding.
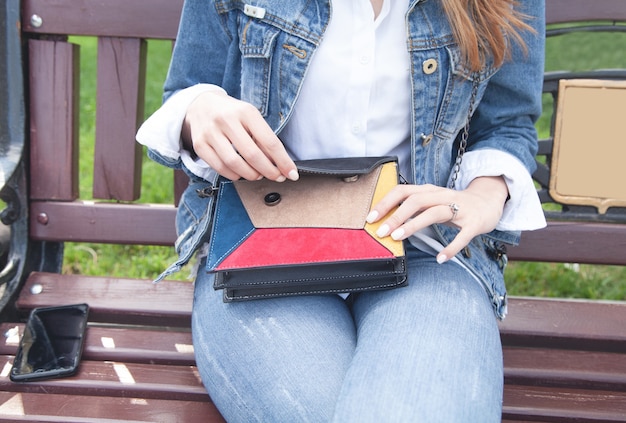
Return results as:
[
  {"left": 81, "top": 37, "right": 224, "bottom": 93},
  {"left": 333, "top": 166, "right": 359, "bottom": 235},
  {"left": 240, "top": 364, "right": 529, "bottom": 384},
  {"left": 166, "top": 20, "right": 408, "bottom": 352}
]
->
[{"left": 422, "top": 58, "right": 438, "bottom": 74}]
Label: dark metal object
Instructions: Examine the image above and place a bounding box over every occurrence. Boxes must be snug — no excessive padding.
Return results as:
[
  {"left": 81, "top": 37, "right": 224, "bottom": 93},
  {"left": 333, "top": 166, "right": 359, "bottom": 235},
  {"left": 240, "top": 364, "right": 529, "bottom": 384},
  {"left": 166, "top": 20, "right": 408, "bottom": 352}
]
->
[
  {"left": 0, "top": 0, "right": 25, "bottom": 184},
  {"left": 0, "top": 1, "right": 64, "bottom": 320}
]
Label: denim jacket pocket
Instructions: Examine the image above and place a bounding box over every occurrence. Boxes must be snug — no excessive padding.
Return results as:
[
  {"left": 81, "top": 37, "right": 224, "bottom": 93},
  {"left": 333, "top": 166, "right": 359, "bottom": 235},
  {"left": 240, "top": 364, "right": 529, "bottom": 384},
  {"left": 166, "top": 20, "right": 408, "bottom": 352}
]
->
[
  {"left": 424, "top": 45, "right": 497, "bottom": 146},
  {"left": 239, "top": 18, "right": 280, "bottom": 116}
]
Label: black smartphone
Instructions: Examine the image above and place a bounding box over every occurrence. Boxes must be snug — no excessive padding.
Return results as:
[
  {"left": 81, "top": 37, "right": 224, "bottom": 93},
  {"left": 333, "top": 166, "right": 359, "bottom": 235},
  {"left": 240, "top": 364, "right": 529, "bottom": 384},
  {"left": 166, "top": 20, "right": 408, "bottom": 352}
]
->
[{"left": 10, "top": 303, "right": 89, "bottom": 382}]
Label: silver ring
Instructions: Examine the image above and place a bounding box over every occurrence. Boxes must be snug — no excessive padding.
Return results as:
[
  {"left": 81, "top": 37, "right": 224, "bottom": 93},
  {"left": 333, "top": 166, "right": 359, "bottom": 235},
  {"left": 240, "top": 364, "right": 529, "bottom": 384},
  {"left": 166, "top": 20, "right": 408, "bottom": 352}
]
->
[{"left": 448, "top": 203, "right": 459, "bottom": 221}]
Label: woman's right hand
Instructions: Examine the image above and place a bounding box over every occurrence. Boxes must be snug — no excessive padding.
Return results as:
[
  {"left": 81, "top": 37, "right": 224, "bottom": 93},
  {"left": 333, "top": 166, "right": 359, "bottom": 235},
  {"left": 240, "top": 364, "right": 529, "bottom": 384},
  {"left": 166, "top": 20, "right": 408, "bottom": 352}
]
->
[{"left": 182, "top": 90, "right": 299, "bottom": 182}]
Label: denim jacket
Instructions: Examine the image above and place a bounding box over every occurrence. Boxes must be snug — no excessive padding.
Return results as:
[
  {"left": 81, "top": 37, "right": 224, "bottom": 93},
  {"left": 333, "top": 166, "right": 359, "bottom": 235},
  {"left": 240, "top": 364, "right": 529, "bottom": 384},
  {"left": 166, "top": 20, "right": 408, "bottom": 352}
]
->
[{"left": 147, "top": 0, "right": 545, "bottom": 319}]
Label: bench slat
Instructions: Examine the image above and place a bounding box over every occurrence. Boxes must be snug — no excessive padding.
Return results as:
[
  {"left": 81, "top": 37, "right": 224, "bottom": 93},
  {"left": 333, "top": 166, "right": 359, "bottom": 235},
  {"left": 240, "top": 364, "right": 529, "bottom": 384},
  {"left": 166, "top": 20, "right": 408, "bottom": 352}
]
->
[
  {"left": 508, "top": 221, "right": 626, "bottom": 265},
  {"left": 21, "top": 0, "right": 626, "bottom": 39},
  {"left": 93, "top": 37, "right": 146, "bottom": 201},
  {"left": 0, "top": 323, "right": 194, "bottom": 366},
  {"left": 503, "top": 385, "right": 626, "bottom": 422},
  {"left": 28, "top": 203, "right": 626, "bottom": 264},
  {"left": 503, "top": 347, "right": 626, "bottom": 391},
  {"left": 499, "top": 297, "right": 626, "bottom": 352},
  {"left": 29, "top": 201, "right": 177, "bottom": 246},
  {"left": 16, "top": 272, "right": 192, "bottom": 327},
  {"left": 22, "top": 0, "right": 184, "bottom": 39},
  {"left": 28, "top": 39, "right": 78, "bottom": 201},
  {"left": 545, "top": 0, "right": 626, "bottom": 24},
  {"left": 0, "top": 391, "right": 224, "bottom": 423},
  {"left": 0, "top": 357, "right": 206, "bottom": 402}
]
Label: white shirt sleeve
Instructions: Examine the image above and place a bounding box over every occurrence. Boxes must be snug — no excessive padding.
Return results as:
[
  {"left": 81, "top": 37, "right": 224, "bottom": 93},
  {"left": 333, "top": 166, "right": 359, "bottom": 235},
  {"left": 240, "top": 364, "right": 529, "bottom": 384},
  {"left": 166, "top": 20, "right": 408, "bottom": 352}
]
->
[
  {"left": 450, "top": 149, "right": 547, "bottom": 231},
  {"left": 136, "top": 84, "right": 225, "bottom": 180}
]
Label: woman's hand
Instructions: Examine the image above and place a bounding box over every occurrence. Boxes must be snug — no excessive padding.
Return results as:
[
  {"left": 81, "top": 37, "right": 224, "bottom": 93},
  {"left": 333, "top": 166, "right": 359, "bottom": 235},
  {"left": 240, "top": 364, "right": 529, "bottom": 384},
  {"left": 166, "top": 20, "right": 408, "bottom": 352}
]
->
[
  {"left": 182, "top": 90, "right": 299, "bottom": 182},
  {"left": 367, "top": 176, "right": 509, "bottom": 263}
]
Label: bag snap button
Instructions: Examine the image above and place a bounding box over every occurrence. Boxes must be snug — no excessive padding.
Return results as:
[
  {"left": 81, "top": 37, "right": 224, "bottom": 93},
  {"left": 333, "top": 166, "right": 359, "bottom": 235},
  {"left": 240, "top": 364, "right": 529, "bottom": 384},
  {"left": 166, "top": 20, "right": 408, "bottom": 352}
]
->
[{"left": 264, "top": 192, "right": 282, "bottom": 206}]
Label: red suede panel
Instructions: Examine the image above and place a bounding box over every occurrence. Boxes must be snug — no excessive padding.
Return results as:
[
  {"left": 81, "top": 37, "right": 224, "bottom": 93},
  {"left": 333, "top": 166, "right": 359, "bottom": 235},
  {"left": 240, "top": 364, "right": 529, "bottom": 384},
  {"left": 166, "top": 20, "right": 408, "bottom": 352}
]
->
[{"left": 216, "top": 228, "right": 394, "bottom": 270}]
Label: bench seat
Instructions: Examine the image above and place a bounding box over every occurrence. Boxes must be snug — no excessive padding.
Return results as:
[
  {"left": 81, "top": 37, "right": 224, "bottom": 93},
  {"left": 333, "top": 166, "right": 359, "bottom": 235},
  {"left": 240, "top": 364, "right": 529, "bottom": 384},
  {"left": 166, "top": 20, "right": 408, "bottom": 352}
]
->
[{"left": 1, "top": 271, "right": 625, "bottom": 421}]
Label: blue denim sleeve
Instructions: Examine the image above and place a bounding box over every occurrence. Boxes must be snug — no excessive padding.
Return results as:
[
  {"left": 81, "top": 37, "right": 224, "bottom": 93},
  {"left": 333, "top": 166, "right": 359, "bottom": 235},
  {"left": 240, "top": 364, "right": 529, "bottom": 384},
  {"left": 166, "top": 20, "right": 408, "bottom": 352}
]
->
[
  {"left": 467, "top": 0, "right": 546, "bottom": 175},
  {"left": 163, "top": 0, "right": 234, "bottom": 103}
]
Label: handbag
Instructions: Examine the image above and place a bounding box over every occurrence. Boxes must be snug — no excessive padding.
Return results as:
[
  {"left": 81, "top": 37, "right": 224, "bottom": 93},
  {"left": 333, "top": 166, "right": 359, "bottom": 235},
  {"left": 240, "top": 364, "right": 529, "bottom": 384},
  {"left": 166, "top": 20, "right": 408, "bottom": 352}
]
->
[{"left": 206, "top": 156, "right": 408, "bottom": 302}]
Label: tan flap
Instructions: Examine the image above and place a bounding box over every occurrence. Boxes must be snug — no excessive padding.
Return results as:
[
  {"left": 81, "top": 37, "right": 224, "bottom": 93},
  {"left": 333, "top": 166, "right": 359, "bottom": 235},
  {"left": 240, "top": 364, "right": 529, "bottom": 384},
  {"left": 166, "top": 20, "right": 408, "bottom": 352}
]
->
[
  {"left": 549, "top": 79, "right": 626, "bottom": 213},
  {"left": 234, "top": 164, "right": 387, "bottom": 229}
]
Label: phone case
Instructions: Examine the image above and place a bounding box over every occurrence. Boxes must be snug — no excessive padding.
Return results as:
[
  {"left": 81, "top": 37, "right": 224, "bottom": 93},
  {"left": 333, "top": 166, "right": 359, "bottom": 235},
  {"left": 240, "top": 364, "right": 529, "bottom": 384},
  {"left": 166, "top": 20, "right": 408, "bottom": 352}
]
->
[{"left": 10, "top": 303, "right": 89, "bottom": 382}]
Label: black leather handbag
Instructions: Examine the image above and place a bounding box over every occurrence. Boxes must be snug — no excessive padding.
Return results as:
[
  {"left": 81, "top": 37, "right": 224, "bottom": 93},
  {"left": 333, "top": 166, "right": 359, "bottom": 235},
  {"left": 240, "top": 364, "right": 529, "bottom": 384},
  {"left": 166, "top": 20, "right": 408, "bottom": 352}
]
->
[{"left": 206, "top": 156, "right": 408, "bottom": 302}]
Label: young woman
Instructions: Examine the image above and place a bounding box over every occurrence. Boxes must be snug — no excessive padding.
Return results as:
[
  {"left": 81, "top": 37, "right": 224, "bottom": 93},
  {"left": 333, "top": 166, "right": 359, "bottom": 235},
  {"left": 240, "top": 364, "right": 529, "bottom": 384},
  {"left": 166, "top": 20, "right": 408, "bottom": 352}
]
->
[{"left": 137, "top": 0, "right": 546, "bottom": 421}]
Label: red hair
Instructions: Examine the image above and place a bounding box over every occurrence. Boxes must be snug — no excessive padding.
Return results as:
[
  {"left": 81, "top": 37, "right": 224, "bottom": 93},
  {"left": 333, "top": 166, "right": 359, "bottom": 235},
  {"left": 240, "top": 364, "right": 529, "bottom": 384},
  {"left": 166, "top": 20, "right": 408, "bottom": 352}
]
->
[{"left": 441, "top": 0, "right": 532, "bottom": 71}]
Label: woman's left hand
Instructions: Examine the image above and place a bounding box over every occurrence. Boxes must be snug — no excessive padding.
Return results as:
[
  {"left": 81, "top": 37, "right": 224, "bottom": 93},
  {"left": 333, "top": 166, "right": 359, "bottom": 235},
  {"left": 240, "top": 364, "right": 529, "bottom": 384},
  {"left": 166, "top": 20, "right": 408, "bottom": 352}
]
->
[{"left": 367, "top": 176, "right": 509, "bottom": 263}]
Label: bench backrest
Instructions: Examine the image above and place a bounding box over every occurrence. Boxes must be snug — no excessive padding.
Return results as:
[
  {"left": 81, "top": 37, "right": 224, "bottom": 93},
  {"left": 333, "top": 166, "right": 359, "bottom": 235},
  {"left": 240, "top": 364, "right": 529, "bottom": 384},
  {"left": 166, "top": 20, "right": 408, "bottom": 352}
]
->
[
  {"left": 17, "top": 0, "right": 626, "bottom": 262},
  {"left": 22, "top": 0, "right": 183, "bottom": 247}
]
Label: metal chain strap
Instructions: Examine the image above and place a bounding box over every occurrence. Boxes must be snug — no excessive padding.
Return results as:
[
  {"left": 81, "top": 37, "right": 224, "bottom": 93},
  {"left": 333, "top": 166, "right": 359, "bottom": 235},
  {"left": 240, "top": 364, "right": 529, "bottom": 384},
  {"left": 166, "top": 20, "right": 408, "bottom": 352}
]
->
[{"left": 448, "top": 76, "right": 480, "bottom": 189}]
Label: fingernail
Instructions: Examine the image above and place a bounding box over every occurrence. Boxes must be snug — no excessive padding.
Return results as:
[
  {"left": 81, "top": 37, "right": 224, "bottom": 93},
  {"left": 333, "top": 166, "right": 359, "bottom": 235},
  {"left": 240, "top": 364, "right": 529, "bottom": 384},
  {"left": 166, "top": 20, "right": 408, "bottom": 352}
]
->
[
  {"left": 391, "top": 228, "right": 405, "bottom": 240},
  {"left": 276, "top": 175, "right": 286, "bottom": 182},
  {"left": 436, "top": 254, "right": 448, "bottom": 264},
  {"left": 376, "top": 224, "right": 390, "bottom": 238},
  {"left": 366, "top": 210, "right": 379, "bottom": 223},
  {"left": 288, "top": 169, "right": 300, "bottom": 181}
]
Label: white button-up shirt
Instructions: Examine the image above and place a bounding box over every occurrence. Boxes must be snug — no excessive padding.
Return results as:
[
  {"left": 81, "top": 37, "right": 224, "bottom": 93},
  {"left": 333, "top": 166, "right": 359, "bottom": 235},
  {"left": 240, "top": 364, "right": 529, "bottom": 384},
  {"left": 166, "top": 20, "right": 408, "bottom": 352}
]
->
[{"left": 280, "top": 0, "right": 412, "bottom": 180}]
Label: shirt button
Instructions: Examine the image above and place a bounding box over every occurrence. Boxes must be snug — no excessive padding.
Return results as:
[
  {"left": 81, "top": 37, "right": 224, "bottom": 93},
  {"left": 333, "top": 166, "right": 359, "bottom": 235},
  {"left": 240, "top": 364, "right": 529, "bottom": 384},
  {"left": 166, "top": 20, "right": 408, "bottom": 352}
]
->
[
  {"left": 360, "top": 55, "right": 370, "bottom": 65},
  {"left": 352, "top": 124, "right": 362, "bottom": 134},
  {"left": 422, "top": 58, "right": 438, "bottom": 74}
]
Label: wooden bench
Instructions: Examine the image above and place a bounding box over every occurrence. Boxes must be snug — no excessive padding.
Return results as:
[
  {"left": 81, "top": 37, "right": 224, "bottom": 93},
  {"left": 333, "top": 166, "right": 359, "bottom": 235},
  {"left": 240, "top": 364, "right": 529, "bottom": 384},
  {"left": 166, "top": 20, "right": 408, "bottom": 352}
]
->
[{"left": 0, "top": 0, "right": 625, "bottom": 421}]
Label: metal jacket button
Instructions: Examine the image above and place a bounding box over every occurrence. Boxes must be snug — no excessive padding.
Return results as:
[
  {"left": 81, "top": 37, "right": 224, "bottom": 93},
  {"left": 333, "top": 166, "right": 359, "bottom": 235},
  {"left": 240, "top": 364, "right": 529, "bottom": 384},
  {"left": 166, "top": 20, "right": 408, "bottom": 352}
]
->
[{"left": 423, "top": 58, "right": 438, "bottom": 74}]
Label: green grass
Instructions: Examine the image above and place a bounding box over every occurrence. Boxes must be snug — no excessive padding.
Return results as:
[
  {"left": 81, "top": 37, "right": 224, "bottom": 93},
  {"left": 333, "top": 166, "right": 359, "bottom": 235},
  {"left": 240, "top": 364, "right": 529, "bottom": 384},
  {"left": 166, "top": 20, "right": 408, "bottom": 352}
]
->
[
  {"left": 506, "top": 262, "right": 626, "bottom": 300},
  {"left": 62, "top": 28, "right": 626, "bottom": 298}
]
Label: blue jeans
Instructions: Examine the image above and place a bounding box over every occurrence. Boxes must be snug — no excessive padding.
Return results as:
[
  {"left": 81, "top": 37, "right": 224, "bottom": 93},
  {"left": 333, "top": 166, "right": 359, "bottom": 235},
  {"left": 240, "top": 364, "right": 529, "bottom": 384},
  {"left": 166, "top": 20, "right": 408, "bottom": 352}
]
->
[{"left": 191, "top": 245, "right": 503, "bottom": 422}]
